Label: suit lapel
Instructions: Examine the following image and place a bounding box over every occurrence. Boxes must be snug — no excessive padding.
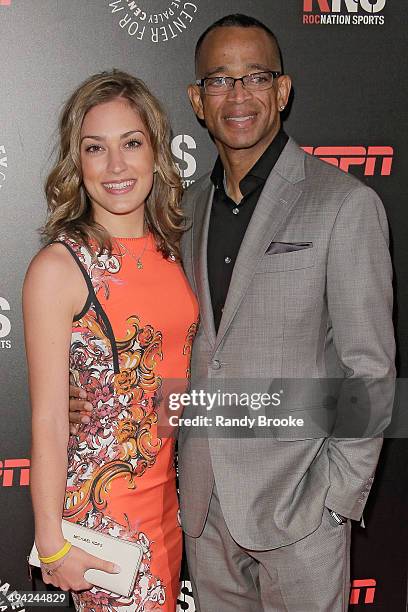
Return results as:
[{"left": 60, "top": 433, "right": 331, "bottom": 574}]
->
[
  {"left": 215, "top": 139, "right": 305, "bottom": 351},
  {"left": 192, "top": 181, "right": 217, "bottom": 346}
]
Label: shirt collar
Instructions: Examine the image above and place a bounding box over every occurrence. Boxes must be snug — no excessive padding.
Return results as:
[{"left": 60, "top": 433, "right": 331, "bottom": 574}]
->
[
  {"left": 210, "top": 129, "right": 289, "bottom": 198},
  {"left": 210, "top": 156, "right": 225, "bottom": 191}
]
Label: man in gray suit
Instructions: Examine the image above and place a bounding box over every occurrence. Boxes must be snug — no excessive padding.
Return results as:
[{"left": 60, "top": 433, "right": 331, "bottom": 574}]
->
[
  {"left": 70, "top": 13, "right": 395, "bottom": 612},
  {"left": 177, "top": 13, "right": 394, "bottom": 612}
]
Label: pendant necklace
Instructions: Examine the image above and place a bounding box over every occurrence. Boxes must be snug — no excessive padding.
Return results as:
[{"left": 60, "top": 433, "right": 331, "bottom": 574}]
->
[{"left": 117, "top": 234, "right": 149, "bottom": 270}]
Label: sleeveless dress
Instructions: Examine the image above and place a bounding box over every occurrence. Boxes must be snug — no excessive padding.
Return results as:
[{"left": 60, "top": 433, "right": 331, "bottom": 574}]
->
[{"left": 57, "top": 234, "right": 198, "bottom": 612}]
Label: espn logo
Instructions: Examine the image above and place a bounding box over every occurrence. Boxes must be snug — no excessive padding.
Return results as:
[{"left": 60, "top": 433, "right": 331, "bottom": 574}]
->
[
  {"left": 302, "top": 146, "right": 393, "bottom": 176},
  {"left": 0, "top": 459, "right": 30, "bottom": 486},
  {"left": 350, "top": 579, "right": 376, "bottom": 604}
]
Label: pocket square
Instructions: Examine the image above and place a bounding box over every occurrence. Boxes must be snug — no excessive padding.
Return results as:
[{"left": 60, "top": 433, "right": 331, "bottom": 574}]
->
[{"left": 265, "top": 241, "right": 313, "bottom": 255}]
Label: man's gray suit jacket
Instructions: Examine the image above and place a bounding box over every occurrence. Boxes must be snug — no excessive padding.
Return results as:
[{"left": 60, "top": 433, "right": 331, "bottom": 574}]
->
[{"left": 178, "top": 137, "right": 395, "bottom": 551}]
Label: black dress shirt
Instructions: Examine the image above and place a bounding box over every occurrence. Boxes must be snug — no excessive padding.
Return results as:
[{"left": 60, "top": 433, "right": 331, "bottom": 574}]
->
[{"left": 208, "top": 129, "right": 289, "bottom": 331}]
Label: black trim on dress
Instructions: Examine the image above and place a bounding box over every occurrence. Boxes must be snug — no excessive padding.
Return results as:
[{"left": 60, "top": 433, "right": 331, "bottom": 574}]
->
[{"left": 53, "top": 240, "right": 120, "bottom": 374}]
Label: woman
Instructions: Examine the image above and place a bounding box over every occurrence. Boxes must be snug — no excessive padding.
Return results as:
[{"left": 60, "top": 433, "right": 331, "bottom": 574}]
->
[{"left": 23, "top": 70, "right": 198, "bottom": 611}]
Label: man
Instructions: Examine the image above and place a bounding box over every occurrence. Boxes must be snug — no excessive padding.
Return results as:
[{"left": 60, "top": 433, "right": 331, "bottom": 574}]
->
[{"left": 70, "top": 14, "right": 395, "bottom": 611}]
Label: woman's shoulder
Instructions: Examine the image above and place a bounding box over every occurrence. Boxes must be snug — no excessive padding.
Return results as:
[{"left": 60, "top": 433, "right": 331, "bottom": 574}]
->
[
  {"left": 23, "top": 239, "right": 90, "bottom": 321},
  {"left": 30, "top": 241, "right": 74, "bottom": 269},
  {"left": 24, "top": 240, "right": 84, "bottom": 293}
]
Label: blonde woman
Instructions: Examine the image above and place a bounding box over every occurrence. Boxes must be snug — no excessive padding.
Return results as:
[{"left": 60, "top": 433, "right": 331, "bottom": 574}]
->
[{"left": 23, "top": 70, "right": 198, "bottom": 611}]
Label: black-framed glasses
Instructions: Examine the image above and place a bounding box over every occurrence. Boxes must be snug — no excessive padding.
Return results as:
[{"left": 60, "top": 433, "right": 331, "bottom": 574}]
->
[{"left": 196, "top": 71, "right": 282, "bottom": 95}]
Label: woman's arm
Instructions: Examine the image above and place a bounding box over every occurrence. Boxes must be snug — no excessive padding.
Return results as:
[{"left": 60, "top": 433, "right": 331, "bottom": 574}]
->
[
  {"left": 23, "top": 244, "right": 119, "bottom": 590},
  {"left": 23, "top": 245, "right": 78, "bottom": 555}
]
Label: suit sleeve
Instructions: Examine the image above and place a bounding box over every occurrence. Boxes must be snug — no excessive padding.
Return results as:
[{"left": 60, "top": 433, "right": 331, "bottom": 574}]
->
[{"left": 324, "top": 185, "right": 395, "bottom": 520}]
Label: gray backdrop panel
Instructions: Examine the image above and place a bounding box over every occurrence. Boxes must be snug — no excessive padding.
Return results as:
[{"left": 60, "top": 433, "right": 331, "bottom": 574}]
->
[{"left": 0, "top": 1, "right": 406, "bottom": 610}]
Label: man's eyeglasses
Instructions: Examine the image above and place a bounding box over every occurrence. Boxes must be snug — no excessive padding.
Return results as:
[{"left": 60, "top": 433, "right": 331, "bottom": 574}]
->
[{"left": 195, "top": 71, "right": 282, "bottom": 96}]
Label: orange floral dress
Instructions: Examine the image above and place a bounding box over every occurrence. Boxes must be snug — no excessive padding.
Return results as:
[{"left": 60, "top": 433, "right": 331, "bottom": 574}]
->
[{"left": 57, "top": 234, "right": 198, "bottom": 612}]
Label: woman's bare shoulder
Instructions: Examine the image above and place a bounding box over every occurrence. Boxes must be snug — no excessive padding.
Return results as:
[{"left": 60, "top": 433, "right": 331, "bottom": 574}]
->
[{"left": 23, "top": 242, "right": 85, "bottom": 304}]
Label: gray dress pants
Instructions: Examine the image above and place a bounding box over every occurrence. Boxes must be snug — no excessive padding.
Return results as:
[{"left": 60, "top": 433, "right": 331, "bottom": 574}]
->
[{"left": 184, "top": 484, "right": 351, "bottom": 612}]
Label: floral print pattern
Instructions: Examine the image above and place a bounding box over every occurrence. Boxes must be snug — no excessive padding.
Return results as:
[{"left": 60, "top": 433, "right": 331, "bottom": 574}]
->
[{"left": 57, "top": 236, "right": 198, "bottom": 611}]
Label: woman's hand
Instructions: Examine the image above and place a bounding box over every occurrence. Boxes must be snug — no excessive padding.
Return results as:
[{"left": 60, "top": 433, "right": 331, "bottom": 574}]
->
[{"left": 41, "top": 545, "right": 120, "bottom": 592}]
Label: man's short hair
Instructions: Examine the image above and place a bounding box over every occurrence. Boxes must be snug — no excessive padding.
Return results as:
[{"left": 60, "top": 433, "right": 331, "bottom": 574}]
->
[{"left": 195, "top": 13, "right": 283, "bottom": 72}]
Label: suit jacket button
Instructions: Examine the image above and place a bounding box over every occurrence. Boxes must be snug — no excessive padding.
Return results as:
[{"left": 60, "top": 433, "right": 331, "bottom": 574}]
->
[{"left": 211, "top": 359, "right": 221, "bottom": 370}]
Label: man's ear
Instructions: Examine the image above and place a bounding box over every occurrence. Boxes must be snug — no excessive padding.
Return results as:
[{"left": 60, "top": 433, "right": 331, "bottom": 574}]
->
[
  {"left": 276, "top": 75, "right": 292, "bottom": 110},
  {"left": 188, "top": 84, "right": 205, "bottom": 121}
]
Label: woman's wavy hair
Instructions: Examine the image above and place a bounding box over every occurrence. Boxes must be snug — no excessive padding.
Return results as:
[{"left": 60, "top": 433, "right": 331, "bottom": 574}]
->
[{"left": 42, "top": 70, "right": 184, "bottom": 259}]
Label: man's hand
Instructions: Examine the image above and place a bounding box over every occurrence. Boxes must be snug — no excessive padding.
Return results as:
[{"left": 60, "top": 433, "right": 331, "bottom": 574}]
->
[{"left": 69, "top": 385, "right": 92, "bottom": 435}]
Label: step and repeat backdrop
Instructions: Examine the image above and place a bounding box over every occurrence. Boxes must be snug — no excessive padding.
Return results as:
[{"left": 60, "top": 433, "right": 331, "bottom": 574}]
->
[{"left": 1, "top": 1, "right": 407, "bottom": 610}]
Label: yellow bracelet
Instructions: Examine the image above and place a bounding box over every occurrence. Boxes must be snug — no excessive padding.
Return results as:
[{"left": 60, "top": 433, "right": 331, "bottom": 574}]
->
[{"left": 38, "top": 540, "right": 72, "bottom": 564}]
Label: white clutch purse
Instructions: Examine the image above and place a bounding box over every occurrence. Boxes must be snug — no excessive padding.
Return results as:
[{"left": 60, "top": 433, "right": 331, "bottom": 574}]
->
[{"left": 29, "top": 520, "right": 143, "bottom": 597}]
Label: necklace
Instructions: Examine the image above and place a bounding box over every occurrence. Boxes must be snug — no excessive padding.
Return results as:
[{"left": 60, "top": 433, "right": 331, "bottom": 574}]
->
[{"left": 117, "top": 234, "right": 149, "bottom": 270}]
